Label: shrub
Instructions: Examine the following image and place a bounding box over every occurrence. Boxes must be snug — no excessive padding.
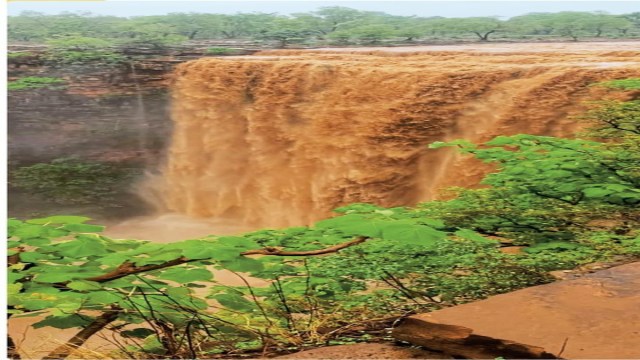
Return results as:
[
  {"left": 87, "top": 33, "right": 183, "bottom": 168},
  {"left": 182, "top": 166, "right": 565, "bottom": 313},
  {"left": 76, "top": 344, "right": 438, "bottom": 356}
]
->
[
  {"left": 44, "top": 49, "right": 125, "bottom": 65},
  {"left": 8, "top": 77, "right": 65, "bottom": 91}
]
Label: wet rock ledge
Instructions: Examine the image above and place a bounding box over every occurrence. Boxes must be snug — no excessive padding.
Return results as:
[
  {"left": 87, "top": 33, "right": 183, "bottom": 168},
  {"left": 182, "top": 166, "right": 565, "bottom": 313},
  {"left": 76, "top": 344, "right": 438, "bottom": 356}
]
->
[{"left": 393, "top": 261, "right": 640, "bottom": 359}]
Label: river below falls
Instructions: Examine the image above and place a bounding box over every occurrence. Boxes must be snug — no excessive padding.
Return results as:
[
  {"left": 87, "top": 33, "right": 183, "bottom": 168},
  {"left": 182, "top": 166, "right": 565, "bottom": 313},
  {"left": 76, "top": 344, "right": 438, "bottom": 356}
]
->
[{"left": 101, "top": 213, "right": 253, "bottom": 242}]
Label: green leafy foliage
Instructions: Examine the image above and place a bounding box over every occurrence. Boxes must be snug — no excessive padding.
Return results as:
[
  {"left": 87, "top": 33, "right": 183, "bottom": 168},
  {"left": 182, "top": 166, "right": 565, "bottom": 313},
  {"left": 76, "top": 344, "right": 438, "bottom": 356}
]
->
[
  {"left": 8, "top": 9, "right": 640, "bottom": 48},
  {"left": 8, "top": 77, "right": 65, "bottom": 91}
]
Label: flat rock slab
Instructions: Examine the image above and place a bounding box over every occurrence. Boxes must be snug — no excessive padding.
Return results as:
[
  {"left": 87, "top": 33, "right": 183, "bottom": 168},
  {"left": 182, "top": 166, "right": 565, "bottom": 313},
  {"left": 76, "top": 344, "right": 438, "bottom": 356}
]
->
[
  {"left": 393, "top": 262, "right": 640, "bottom": 359},
  {"left": 277, "top": 343, "right": 451, "bottom": 359}
]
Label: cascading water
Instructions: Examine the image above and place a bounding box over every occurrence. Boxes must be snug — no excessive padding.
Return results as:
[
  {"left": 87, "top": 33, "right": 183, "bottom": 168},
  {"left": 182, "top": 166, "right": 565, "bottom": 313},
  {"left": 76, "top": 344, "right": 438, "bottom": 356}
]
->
[
  {"left": 129, "top": 62, "right": 150, "bottom": 159},
  {"left": 152, "top": 49, "right": 639, "bottom": 229}
]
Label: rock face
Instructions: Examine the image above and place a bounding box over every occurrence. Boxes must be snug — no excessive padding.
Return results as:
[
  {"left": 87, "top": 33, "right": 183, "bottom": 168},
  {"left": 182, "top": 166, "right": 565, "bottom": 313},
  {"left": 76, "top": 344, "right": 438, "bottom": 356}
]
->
[
  {"left": 393, "top": 262, "right": 640, "bottom": 359},
  {"left": 8, "top": 60, "right": 175, "bottom": 166},
  {"left": 8, "top": 53, "right": 182, "bottom": 219}
]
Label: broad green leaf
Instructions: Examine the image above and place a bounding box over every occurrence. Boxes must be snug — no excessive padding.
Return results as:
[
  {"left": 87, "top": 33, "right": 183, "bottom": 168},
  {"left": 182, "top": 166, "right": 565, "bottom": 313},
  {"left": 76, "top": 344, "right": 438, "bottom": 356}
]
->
[
  {"left": 8, "top": 272, "right": 25, "bottom": 283},
  {"left": 11, "top": 310, "right": 48, "bottom": 318},
  {"left": 8, "top": 283, "right": 23, "bottom": 305},
  {"left": 141, "top": 335, "right": 164, "bottom": 354},
  {"left": 134, "top": 250, "right": 183, "bottom": 266},
  {"left": 182, "top": 246, "right": 217, "bottom": 260},
  {"left": 181, "top": 240, "right": 218, "bottom": 260},
  {"left": 11, "top": 224, "right": 48, "bottom": 239},
  {"left": 67, "top": 280, "right": 102, "bottom": 291},
  {"left": 421, "top": 218, "right": 447, "bottom": 229},
  {"left": 22, "top": 237, "right": 52, "bottom": 247},
  {"left": 208, "top": 247, "right": 244, "bottom": 262},
  {"left": 97, "top": 253, "right": 130, "bottom": 266},
  {"left": 33, "top": 315, "right": 91, "bottom": 329},
  {"left": 8, "top": 283, "right": 23, "bottom": 295},
  {"left": 21, "top": 293, "right": 61, "bottom": 310},
  {"left": 62, "top": 223, "right": 105, "bottom": 233},
  {"left": 165, "top": 286, "right": 191, "bottom": 297},
  {"left": 381, "top": 224, "right": 446, "bottom": 244},
  {"left": 86, "top": 291, "right": 123, "bottom": 305},
  {"left": 50, "top": 300, "right": 83, "bottom": 317},
  {"left": 216, "top": 236, "right": 260, "bottom": 250},
  {"left": 7, "top": 219, "right": 23, "bottom": 228},
  {"left": 55, "top": 236, "right": 107, "bottom": 258},
  {"left": 315, "top": 214, "right": 389, "bottom": 237},
  {"left": 103, "top": 238, "right": 144, "bottom": 252},
  {"left": 213, "top": 293, "right": 256, "bottom": 311},
  {"left": 27, "top": 216, "right": 91, "bottom": 225},
  {"left": 34, "top": 269, "right": 103, "bottom": 283},
  {"left": 19, "top": 252, "right": 50, "bottom": 263},
  {"left": 582, "top": 186, "right": 619, "bottom": 198}
]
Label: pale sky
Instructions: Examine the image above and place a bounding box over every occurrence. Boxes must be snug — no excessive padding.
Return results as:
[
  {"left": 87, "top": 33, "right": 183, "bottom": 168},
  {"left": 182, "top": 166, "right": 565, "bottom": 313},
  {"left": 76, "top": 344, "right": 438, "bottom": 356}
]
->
[{"left": 7, "top": 1, "right": 639, "bottom": 19}]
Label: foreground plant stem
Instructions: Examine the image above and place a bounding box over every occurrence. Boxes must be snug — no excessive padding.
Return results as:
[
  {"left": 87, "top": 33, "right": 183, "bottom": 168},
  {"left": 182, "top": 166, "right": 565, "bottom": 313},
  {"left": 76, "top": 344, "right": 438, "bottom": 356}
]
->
[
  {"left": 42, "top": 308, "right": 121, "bottom": 360},
  {"left": 81, "top": 237, "right": 370, "bottom": 283}
]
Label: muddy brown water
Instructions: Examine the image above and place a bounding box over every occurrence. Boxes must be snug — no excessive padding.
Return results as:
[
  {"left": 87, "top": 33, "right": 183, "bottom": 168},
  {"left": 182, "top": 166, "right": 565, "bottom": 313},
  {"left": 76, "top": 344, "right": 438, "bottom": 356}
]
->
[{"left": 157, "top": 42, "right": 640, "bottom": 229}]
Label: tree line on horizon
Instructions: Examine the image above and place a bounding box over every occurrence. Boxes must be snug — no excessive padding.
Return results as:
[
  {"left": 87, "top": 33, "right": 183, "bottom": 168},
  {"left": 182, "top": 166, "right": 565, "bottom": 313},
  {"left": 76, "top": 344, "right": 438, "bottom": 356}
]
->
[{"left": 8, "top": 7, "right": 640, "bottom": 48}]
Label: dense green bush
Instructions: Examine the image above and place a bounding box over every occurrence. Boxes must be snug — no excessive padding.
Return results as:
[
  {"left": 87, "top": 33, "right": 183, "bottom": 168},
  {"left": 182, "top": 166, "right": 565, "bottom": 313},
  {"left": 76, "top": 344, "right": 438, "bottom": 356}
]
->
[
  {"left": 43, "top": 36, "right": 125, "bottom": 64},
  {"left": 44, "top": 49, "right": 125, "bottom": 65}
]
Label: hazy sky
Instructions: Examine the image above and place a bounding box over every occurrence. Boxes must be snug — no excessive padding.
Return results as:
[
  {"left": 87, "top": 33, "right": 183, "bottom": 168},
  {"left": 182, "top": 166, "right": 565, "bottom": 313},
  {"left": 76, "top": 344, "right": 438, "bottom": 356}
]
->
[{"left": 7, "top": 1, "right": 639, "bottom": 19}]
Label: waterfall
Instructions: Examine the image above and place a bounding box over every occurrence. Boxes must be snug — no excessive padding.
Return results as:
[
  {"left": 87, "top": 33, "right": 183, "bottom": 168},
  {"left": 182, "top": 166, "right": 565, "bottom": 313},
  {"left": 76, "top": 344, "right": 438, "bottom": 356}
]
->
[{"left": 155, "top": 51, "right": 639, "bottom": 228}]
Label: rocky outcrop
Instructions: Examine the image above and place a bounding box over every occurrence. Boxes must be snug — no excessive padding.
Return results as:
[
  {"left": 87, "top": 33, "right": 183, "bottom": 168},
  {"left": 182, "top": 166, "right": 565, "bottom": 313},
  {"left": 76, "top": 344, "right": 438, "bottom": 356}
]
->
[
  {"left": 7, "top": 51, "right": 185, "bottom": 219},
  {"left": 393, "top": 262, "right": 640, "bottom": 359},
  {"left": 393, "top": 319, "right": 557, "bottom": 359},
  {"left": 8, "top": 60, "right": 175, "bottom": 166},
  {"left": 8, "top": 47, "right": 261, "bottom": 167}
]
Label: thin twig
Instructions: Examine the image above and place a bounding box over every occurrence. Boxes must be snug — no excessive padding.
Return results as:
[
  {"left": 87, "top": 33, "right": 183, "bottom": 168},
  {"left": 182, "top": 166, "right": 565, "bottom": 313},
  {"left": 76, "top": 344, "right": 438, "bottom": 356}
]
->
[
  {"left": 229, "top": 270, "right": 274, "bottom": 327},
  {"left": 241, "top": 237, "right": 369, "bottom": 256},
  {"left": 557, "top": 337, "right": 569, "bottom": 358}
]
